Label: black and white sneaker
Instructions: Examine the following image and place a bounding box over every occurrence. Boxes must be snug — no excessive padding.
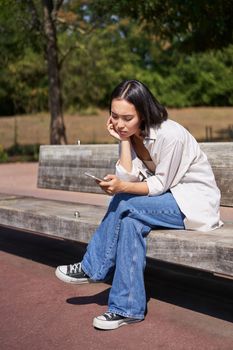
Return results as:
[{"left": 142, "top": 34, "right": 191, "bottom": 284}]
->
[
  {"left": 55, "top": 262, "right": 90, "bottom": 284},
  {"left": 93, "top": 312, "right": 142, "bottom": 330}
]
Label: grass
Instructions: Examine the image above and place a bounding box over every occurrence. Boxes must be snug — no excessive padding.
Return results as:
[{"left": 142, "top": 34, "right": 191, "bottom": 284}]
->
[{"left": 0, "top": 107, "right": 233, "bottom": 149}]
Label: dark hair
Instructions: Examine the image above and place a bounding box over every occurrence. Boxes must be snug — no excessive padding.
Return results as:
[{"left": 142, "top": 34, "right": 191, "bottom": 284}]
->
[{"left": 109, "top": 79, "right": 168, "bottom": 136}]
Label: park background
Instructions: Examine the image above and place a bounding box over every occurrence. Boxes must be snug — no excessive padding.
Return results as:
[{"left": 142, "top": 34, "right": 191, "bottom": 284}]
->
[{"left": 0, "top": 0, "right": 232, "bottom": 161}]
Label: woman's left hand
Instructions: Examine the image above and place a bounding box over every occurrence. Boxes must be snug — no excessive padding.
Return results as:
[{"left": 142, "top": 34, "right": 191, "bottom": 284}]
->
[{"left": 99, "top": 174, "right": 124, "bottom": 195}]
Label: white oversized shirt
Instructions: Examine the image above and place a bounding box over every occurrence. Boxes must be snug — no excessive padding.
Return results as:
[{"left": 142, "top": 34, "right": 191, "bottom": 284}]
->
[{"left": 115, "top": 119, "right": 223, "bottom": 231}]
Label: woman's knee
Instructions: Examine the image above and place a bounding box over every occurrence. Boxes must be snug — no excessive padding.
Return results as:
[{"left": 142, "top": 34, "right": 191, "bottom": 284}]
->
[
  {"left": 108, "top": 193, "right": 135, "bottom": 215},
  {"left": 111, "top": 193, "right": 132, "bottom": 207}
]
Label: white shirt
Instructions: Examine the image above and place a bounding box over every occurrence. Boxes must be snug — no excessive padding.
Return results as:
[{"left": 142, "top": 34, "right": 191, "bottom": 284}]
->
[{"left": 115, "top": 119, "right": 223, "bottom": 231}]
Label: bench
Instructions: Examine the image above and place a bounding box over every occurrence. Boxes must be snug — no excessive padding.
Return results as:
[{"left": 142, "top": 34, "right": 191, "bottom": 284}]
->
[{"left": 0, "top": 143, "right": 232, "bottom": 279}]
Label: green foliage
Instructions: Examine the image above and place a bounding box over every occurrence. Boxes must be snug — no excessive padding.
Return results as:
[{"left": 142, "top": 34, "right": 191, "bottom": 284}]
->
[
  {"left": 0, "top": 48, "right": 48, "bottom": 114},
  {"left": 6, "top": 143, "right": 40, "bottom": 162},
  {"left": 0, "top": 145, "right": 8, "bottom": 163},
  {"left": 157, "top": 45, "right": 233, "bottom": 107},
  {"left": 0, "top": 0, "right": 45, "bottom": 115},
  {"left": 92, "top": 0, "right": 233, "bottom": 52},
  {"left": 60, "top": 20, "right": 233, "bottom": 108},
  {"left": 0, "top": 0, "right": 232, "bottom": 115},
  {"left": 60, "top": 19, "right": 143, "bottom": 109}
]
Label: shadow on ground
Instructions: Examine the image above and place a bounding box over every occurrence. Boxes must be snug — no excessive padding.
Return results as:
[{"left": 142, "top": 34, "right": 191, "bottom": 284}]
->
[
  {"left": 1, "top": 225, "right": 233, "bottom": 323},
  {"left": 67, "top": 288, "right": 110, "bottom": 306}
]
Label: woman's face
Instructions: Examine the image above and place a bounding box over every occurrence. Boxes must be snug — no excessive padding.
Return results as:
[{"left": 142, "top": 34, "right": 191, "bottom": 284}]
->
[{"left": 110, "top": 98, "right": 141, "bottom": 139}]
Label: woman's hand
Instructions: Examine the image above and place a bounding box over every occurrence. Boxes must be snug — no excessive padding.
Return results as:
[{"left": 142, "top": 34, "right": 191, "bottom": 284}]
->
[
  {"left": 107, "top": 117, "right": 121, "bottom": 140},
  {"left": 107, "top": 116, "right": 130, "bottom": 141},
  {"left": 99, "top": 174, "right": 125, "bottom": 195},
  {"left": 99, "top": 174, "right": 149, "bottom": 196}
]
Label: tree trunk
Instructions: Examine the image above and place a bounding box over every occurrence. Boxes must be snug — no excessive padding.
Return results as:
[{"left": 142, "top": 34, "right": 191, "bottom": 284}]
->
[{"left": 43, "top": 0, "right": 67, "bottom": 144}]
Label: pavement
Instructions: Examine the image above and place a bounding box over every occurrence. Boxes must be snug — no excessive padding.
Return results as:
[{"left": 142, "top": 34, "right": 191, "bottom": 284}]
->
[{"left": 0, "top": 162, "right": 233, "bottom": 350}]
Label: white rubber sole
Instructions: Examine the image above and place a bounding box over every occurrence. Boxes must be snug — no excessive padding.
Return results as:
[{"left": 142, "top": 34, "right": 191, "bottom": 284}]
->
[
  {"left": 93, "top": 316, "right": 142, "bottom": 330},
  {"left": 55, "top": 267, "right": 90, "bottom": 284}
]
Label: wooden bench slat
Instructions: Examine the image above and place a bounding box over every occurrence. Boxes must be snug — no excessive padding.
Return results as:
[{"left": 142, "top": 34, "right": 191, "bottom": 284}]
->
[
  {"left": 38, "top": 143, "right": 233, "bottom": 207},
  {"left": 1, "top": 142, "right": 232, "bottom": 280},
  {"left": 0, "top": 195, "right": 232, "bottom": 277}
]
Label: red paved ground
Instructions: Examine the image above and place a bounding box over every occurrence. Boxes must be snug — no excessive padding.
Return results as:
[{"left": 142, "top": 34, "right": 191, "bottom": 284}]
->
[
  {"left": 0, "top": 163, "right": 233, "bottom": 349},
  {"left": 1, "top": 227, "right": 233, "bottom": 350}
]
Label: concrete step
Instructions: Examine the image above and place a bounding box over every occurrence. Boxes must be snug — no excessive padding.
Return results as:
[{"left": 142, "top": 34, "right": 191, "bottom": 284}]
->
[{"left": 0, "top": 194, "right": 232, "bottom": 278}]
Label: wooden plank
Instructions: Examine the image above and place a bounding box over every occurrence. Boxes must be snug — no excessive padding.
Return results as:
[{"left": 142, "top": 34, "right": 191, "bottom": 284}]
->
[
  {"left": 199, "top": 143, "right": 233, "bottom": 207},
  {"left": 37, "top": 144, "right": 118, "bottom": 194},
  {"left": 37, "top": 143, "right": 233, "bottom": 207},
  {"left": 0, "top": 195, "right": 232, "bottom": 277}
]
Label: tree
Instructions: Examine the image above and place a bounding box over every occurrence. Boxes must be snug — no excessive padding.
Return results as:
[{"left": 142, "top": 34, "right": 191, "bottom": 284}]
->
[
  {"left": 42, "top": 0, "right": 67, "bottom": 144},
  {"left": 0, "top": 0, "right": 43, "bottom": 115},
  {"left": 1, "top": 0, "right": 67, "bottom": 144},
  {"left": 60, "top": 17, "right": 151, "bottom": 109},
  {"left": 92, "top": 0, "right": 233, "bottom": 52},
  {"left": 1, "top": 0, "right": 232, "bottom": 119}
]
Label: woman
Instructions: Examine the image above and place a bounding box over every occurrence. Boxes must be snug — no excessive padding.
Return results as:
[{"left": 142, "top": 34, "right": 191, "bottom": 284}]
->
[{"left": 55, "top": 80, "right": 222, "bottom": 330}]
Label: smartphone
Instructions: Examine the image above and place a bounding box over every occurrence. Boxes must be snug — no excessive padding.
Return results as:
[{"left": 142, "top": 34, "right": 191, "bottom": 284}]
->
[{"left": 84, "top": 172, "right": 104, "bottom": 182}]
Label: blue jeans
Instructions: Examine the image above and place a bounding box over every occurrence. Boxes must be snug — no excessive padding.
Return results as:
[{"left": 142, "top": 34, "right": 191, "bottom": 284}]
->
[{"left": 81, "top": 191, "right": 185, "bottom": 319}]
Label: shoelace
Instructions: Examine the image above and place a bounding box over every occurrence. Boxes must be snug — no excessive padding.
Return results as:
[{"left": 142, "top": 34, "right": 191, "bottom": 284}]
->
[
  {"left": 103, "top": 312, "right": 118, "bottom": 320},
  {"left": 70, "top": 262, "right": 82, "bottom": 274}
]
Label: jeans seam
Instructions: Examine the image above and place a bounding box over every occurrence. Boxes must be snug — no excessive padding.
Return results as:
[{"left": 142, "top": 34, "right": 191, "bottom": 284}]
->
[
  {"left": 127, "top": 230, "right": 138, "bottom": 313},
  {"left": 130, "top": 208, "right": 184, "bottom": 228},
  {"left": 131, "top": 208, "right": 181, "bottom": 216},
  {"left": 95, "top": 218, "right": 121, "bottom": 280}
]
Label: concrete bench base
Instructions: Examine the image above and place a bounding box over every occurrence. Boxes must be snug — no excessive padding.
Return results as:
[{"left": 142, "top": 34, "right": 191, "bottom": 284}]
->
[{"left": 0, "top": 194, "right": 232, "bottom": 279}]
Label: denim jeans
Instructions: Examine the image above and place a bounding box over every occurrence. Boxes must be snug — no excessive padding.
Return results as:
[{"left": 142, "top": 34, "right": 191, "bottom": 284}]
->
[{"left": 81, "top": 191, "right": 185, "bottom": 320}]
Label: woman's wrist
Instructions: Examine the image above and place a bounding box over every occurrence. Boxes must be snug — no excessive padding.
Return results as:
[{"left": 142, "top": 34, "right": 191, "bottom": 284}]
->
[
  {"left": 119, "top": 137, "right": 131, "bottom": 143},
  {"left": 119, "top": 138, "right": 133, "bottom": 173},
  {"left": 121, "top": 181, "right": 149, "bottom": 195}
]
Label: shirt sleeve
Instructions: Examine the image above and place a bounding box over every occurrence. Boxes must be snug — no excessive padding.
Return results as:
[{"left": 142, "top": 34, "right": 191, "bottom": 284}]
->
[
  {"left": 146, "top": 138, "right": 183, "bottom": 196},
  {"left": 115, "top": 159, "right": 141, "bottom": 182}
]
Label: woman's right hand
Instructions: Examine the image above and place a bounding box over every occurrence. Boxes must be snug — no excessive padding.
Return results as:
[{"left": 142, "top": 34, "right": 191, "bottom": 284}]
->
[
  {"left": 107, "top": 117, "right": 133, "bottom": 173},
  {"left": 107, "top": 117, "right": 130, "bottom": 141},
  {"left": 107, "top": 117, "right": 122, "bottom": 140}
]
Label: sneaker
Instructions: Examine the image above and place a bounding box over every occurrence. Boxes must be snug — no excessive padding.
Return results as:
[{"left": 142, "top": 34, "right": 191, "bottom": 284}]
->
[
  {"left": 55, "top": 262, "right": 90, "bottom": 284},
  {"left": 93, "top": 312, "right": 142, "bottom": 330}
]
